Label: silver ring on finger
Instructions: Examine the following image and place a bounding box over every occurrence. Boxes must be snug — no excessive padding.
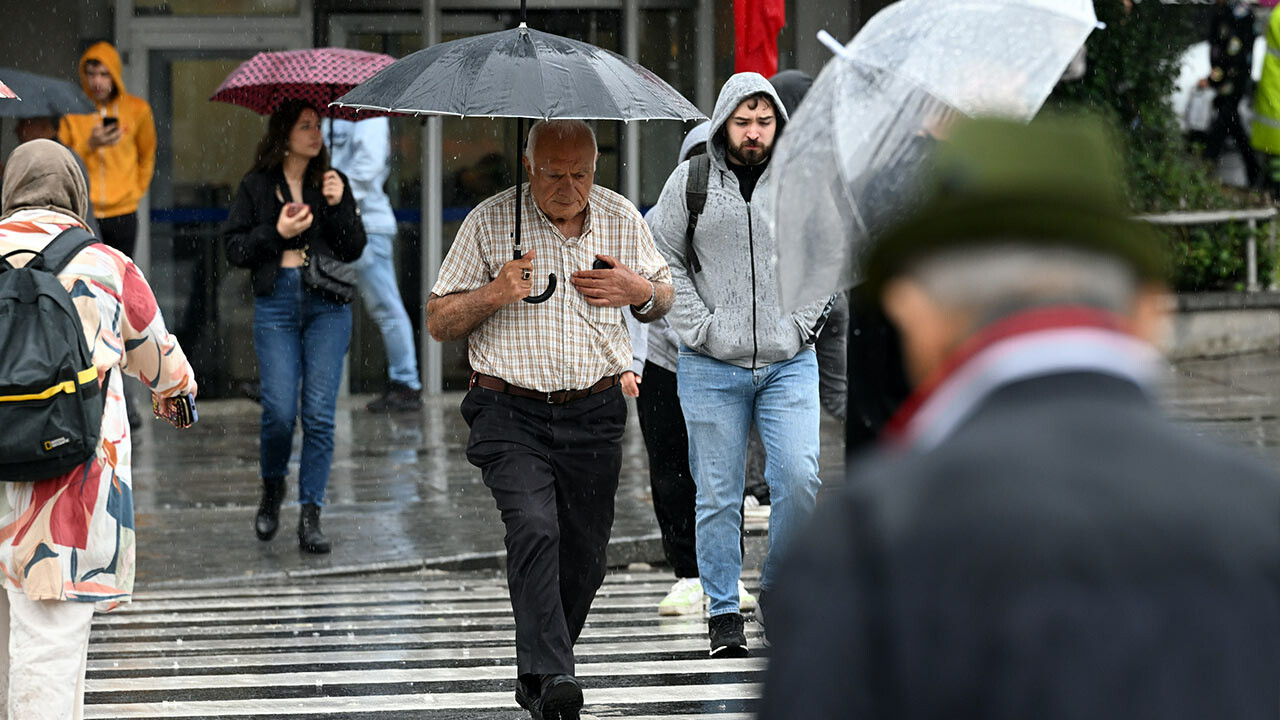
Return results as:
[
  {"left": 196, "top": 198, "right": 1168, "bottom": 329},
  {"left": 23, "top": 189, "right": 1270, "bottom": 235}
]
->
[{"left": 521, "top": 269, "right": 531, "bottom": 281}]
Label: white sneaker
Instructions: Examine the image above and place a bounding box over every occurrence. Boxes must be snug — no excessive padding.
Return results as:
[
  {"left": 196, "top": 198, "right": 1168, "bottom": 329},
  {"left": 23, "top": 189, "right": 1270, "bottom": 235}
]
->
[
  {"left": 738, "top": 580, "right": 758, "bottom": 613},
  {"left": 658, "top": 577, "right": 704, "bottom": 616}
]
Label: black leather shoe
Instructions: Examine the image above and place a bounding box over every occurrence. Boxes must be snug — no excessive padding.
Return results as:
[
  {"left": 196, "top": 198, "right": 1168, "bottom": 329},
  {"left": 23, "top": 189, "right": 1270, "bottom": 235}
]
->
[
  {"left": 538, "top": 674, "right": 583, "bottom": 720},
  {"left": 515, "top": 674, "right": 582, "bottom": 720},
  {"left": 298, "top": 503, "right": 331, "bottom": 554},
  {"left": 254, "top": 476, "right": 286, "bottom": 541}
]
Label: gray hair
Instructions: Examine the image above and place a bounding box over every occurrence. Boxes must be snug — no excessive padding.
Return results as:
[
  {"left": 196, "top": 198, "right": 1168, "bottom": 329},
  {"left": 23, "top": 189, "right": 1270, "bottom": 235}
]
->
[
  {"left": 903, "top": 244, "right": 1139, "bottom": 323},
  {"left": 524, "top": 119, "right": 598, "bottom": 173}
]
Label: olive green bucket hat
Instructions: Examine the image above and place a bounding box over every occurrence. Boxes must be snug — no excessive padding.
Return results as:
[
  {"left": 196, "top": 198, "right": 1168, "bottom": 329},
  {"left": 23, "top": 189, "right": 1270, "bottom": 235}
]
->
[{"left": 862, "top": 116, "right": 1166, "bottom": 299}]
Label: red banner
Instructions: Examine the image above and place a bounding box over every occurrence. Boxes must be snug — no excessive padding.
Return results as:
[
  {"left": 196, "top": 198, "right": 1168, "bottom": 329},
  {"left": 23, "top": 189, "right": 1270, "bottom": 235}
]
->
[{"left": 734, "top": 0, "right": 786, "bottom": 76}]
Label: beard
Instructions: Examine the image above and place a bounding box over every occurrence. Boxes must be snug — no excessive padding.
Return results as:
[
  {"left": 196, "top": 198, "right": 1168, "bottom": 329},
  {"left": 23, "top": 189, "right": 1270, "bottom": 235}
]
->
[{"left": 728, "top": 138, "right": 771, "bottom": 166}]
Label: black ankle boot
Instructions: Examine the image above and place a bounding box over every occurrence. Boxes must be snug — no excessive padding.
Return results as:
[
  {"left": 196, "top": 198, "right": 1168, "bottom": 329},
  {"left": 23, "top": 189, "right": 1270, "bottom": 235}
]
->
[
  {"left": 254, "top": 476, "right": 286, "bottom": 541},
  {"left": 298, "top": 503, "right": 331, "bottom": 554}
]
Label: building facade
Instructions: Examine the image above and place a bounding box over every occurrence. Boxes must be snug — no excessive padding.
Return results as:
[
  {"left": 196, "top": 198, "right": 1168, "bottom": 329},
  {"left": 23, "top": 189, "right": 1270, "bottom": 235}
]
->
[{"left": 0, "top": 0, "right": 887, "bottom": 396}]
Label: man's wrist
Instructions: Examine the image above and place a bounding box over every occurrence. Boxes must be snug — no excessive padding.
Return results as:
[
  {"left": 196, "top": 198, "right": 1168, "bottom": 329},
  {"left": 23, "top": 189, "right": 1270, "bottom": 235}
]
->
[{"left": 633, "top": 279, "right": 656, "bottom": 314}]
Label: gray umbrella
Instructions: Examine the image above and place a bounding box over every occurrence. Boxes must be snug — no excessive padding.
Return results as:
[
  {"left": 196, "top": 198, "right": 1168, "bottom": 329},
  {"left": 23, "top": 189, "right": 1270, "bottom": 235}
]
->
[
  {"left": 334, "top": 7, "right": 703, "bottom": 303},
  {"left": 0, "top": 69, "right": 92, "bottom": 118}
]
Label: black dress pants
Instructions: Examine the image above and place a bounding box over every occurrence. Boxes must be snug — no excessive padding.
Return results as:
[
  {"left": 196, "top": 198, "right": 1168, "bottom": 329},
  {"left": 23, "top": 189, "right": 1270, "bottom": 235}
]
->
[
  {"left": 634, "top": 362, "right": 698, "bottom": 579},
  {"left": 461, "top": 385, "right": 625, "bottom": 678},
  {"left": 97, "top": 212, "right": 138, "bottom": 259}
]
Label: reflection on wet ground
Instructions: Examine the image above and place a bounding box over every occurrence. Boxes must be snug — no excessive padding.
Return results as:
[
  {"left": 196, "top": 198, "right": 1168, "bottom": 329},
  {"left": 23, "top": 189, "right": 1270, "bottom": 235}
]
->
[{"left": 131, "top": 351, "right": 1279, "bottom": 587}]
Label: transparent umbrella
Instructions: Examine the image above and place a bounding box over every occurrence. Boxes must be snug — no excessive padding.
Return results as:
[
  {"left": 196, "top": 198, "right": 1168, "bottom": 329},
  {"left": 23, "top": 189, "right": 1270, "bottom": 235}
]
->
[{"left": 769, "top": 0, "right": 1098, "bottom": 310}]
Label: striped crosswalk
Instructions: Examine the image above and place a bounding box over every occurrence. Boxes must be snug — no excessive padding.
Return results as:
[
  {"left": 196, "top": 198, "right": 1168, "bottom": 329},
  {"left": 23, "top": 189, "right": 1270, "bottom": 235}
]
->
[{"left": 84, "top": 570, "right": 766, "bottom": 719}]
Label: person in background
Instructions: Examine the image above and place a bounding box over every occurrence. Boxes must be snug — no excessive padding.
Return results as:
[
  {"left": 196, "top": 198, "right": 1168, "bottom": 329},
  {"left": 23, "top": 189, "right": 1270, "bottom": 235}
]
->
[
  {"left": 1252, "top": 5, "right": 1280, "bottom": 196},
  {"left": 1204, "top": 0, "right": 1261, "bottom": 187},
  {"left": 223, "top": 100, "right": 366, "bottom": 555},
  {"left": 323, "top": 116, "right": 423, "bottom": 412},
  {"left": 623, "top": 120, "right": 758, "bottom": 617},
  {"left": 60, "top": 40, "right": 157, "bottom": 429},
  {"left": 0, "top": 139, "right": 197, "bottom": 719},
  {"left": 760, "top": 116, "right": 1280, "bottom": 720},
  {"left": 649, "top": 73, "right": 828, "bottom": 658}
]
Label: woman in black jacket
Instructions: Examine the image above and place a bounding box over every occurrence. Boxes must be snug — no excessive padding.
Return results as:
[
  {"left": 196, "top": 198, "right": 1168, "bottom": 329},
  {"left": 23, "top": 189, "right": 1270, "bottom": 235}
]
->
[{"left": 224, "top": 99, "right": 366, "bottom": 554}]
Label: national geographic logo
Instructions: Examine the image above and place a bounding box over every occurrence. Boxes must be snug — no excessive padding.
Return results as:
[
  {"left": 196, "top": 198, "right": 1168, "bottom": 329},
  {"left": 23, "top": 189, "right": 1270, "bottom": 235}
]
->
[{"left": 43, "top": 437, "right": 70, "bottom": 451}]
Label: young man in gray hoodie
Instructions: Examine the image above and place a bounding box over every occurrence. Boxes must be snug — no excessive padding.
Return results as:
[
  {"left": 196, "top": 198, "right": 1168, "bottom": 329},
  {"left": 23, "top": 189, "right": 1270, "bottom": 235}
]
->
[{"left": 649, "top": 72, "right": 828, "bottom": 657}]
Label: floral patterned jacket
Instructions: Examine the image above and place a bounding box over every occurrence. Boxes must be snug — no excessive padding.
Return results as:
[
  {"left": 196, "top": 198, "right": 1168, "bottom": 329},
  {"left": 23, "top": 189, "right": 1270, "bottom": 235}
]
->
[{"left": 0, "top": 209, "right": 196, "bottom": 610}]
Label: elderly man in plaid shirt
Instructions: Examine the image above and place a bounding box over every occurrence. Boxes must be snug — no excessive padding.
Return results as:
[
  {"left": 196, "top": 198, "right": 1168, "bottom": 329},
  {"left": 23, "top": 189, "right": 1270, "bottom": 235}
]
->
[{"left": 427, "top": 119, "right": 673, "bottom": 720}]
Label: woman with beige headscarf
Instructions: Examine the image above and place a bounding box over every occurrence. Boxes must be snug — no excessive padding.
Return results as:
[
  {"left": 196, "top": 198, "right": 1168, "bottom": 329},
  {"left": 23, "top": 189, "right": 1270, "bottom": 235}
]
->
[{"left": 0, "top": 139, "right": 197, "bottom": 719}]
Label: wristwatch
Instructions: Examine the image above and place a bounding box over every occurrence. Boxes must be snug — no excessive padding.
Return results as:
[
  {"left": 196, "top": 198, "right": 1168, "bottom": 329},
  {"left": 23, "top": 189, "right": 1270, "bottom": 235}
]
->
[{"left": 634, "top": 280, "right": 656, "bottom": 315}]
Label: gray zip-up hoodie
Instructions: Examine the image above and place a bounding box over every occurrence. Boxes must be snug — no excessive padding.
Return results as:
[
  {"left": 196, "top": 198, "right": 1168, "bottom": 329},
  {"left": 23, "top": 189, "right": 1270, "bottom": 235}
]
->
[{"left": 649, "top": 72, "right": 827, "bottom": 369}]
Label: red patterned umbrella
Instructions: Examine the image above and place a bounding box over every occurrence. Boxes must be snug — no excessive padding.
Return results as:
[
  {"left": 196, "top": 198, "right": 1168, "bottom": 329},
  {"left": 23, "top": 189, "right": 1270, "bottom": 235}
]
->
[
  {"left": 0, "top": 79, "right": 19, "bottom": 101},
  {"left": 210, "top": 48, "right": 394, "bottom": 121}
]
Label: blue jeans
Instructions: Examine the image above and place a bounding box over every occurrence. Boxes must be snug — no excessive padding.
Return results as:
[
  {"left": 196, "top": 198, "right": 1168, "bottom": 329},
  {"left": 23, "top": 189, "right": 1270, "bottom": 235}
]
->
[
  {"left": 678, "top": 348, "right": 822, "bottom": 616},
  {"left": 354, "top": 232, "right": 420, "bottom": 390},
  {"left": 254, "top": 268, "right": 352, "bottom": 506}
]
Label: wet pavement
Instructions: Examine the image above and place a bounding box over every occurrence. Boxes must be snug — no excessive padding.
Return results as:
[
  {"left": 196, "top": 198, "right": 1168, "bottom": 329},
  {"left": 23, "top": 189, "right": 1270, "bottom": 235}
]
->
[
  {"left": 130, "top": 350, "right": 1280, "bottom": 589},
  {"left": 130, "top": 389, "right": 847, "bottom": 588}
]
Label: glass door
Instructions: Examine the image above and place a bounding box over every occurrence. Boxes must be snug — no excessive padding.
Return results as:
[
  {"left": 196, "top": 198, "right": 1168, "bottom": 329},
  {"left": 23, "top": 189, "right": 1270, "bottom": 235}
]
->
[{"left": 147, "top": 48, "right": 284, "bottom": 398}]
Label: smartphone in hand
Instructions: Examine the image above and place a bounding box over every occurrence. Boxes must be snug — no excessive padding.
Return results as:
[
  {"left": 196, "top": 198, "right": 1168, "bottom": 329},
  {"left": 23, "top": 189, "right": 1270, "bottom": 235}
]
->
[
  {"left": 153, "top": 394, "right": 198, "bottom": 429},
  {"left": 102, "top": 116, "right": 118, "bottom": 129}
]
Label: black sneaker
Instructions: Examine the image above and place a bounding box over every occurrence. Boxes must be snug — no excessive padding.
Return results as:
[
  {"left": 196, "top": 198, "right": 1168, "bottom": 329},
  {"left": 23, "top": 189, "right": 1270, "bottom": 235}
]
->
[
  {"left": 366, "top": 382, "right": 423, "bottom": 413},
  {"left": 708, "top": 612, "right": 748, "bottom": 658}
]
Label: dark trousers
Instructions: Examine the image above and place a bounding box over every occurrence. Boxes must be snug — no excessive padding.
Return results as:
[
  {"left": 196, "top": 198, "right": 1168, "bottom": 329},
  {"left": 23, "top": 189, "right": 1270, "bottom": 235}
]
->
[
  {"left": 97, "top": 212, "right": 138, "bottom": 259},
  {"left": 635, "top": 362, "right": 698, "bottom": 579},
  {"left": 461, "top": 385, "right": 625, "bottom": 678},
  {"left": 1207, "top": 94, "right": 1261, "bottom": 186}
]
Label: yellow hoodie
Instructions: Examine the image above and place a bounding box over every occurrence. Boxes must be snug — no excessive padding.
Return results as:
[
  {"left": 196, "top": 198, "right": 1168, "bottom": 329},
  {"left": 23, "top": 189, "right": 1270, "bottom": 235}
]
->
[{"left": 59, "top": 42, "right": 156, "bottom": 219}]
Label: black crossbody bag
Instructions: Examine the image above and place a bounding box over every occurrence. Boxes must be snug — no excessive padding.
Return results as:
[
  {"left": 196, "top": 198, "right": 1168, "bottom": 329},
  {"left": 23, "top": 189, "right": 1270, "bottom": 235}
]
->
[{"left": 302, "top": 245, "right": 357, "bottom": 304}]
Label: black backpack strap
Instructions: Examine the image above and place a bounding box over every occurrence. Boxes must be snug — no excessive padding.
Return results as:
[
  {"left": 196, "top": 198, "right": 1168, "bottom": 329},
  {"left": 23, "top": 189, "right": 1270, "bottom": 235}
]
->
[
  {"left": 38, "top": 227, "right": 100, "bottom": 275},
  {"left": 684, "top": 154, "right": 710, "bottom": 274}
]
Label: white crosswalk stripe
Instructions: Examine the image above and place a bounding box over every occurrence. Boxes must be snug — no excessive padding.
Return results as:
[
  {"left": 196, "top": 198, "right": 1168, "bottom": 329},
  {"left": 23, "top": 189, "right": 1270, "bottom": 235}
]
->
[{"left": 84, "top": 570, "right": 766, "bottom": 719}]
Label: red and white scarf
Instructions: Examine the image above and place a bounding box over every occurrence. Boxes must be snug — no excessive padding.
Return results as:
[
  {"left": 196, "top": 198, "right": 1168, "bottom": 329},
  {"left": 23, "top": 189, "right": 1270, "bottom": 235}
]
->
[{"left": 885, "top": 306, "right": 1162, "bottom": 452}]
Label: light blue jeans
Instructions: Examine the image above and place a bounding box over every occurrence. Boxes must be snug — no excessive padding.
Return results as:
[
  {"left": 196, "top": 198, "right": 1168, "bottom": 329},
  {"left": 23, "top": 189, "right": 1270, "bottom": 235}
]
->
[
  {"left": 354, "top": 231, "right": 421, "bottom": 391},
  {"left": 677, "top": 348, "right": 822, "bottom": 617}
]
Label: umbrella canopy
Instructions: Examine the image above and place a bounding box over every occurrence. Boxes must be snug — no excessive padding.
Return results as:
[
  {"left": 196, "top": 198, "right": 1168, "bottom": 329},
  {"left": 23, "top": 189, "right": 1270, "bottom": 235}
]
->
[
  {"left": 334, "top": 21, "right": 703, "bottom": 304},
  {"left": 332, "top": 24, "right": 704, "bottom": 122},
  {"left": 768, "top": 0, "right": 1097, "bottom": 310},
  {"left": 0, "top": 80, "right": 18, "bottom": 101},
  {"left": 211, "top": 48, "right": 395, "bottom": 120},
  {"left": 0, "top": 68, "right": 92, "bottom": 118}
]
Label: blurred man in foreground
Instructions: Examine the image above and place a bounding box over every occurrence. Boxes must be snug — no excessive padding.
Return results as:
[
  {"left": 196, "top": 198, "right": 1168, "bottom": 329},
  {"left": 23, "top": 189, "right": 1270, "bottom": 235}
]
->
[{"left": 759, "top": 117, "right": 1280, "bottom": 720}]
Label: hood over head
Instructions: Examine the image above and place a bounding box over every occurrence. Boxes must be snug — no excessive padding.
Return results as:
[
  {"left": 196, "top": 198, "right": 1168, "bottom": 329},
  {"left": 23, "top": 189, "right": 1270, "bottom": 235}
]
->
[
  {"left": 768, "top": 69, "right": 814, "bottom": 118},
  {"left": 677, "top": 121, "right": 711, "bottom": 164},
  {"left": 708, "top": 72, "right": 788, "bottom": 166},
  {"left": 1, "top": 139, "right": 91, "bottom": 227},
  {"left": 79, "top": 41, "right": 126, "bottom": 103}
]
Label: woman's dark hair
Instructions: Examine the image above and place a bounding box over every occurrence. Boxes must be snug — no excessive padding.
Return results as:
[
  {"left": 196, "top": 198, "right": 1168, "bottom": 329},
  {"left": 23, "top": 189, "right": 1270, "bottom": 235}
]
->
[{"left": 251, "top": 99, "right": 329, "bottom": 187}]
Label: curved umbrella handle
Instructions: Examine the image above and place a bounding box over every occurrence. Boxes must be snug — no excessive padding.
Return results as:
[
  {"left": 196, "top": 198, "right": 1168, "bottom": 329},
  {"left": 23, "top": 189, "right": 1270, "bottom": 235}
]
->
[{"left": 523, "top": 273, "right": 557, "bottom": 304}]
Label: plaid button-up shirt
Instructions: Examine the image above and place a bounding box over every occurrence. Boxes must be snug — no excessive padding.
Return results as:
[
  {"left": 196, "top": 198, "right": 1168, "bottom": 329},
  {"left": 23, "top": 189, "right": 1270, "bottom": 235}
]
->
[{"left": 433, "top": 183, "right": 671, "bottom": 393}]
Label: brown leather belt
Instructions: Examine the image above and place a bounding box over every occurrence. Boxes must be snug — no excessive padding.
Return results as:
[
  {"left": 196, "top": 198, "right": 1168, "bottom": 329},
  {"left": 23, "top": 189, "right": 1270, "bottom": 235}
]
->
[{"left": 470, "top": 372, "right": 620, "bottom": 405}]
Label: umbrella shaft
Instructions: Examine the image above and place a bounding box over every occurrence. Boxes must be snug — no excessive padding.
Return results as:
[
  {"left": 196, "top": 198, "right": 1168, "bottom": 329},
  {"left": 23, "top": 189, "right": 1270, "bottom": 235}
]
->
[{"left": 514, "top": 115, "right": 524, "bottom": 260}]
